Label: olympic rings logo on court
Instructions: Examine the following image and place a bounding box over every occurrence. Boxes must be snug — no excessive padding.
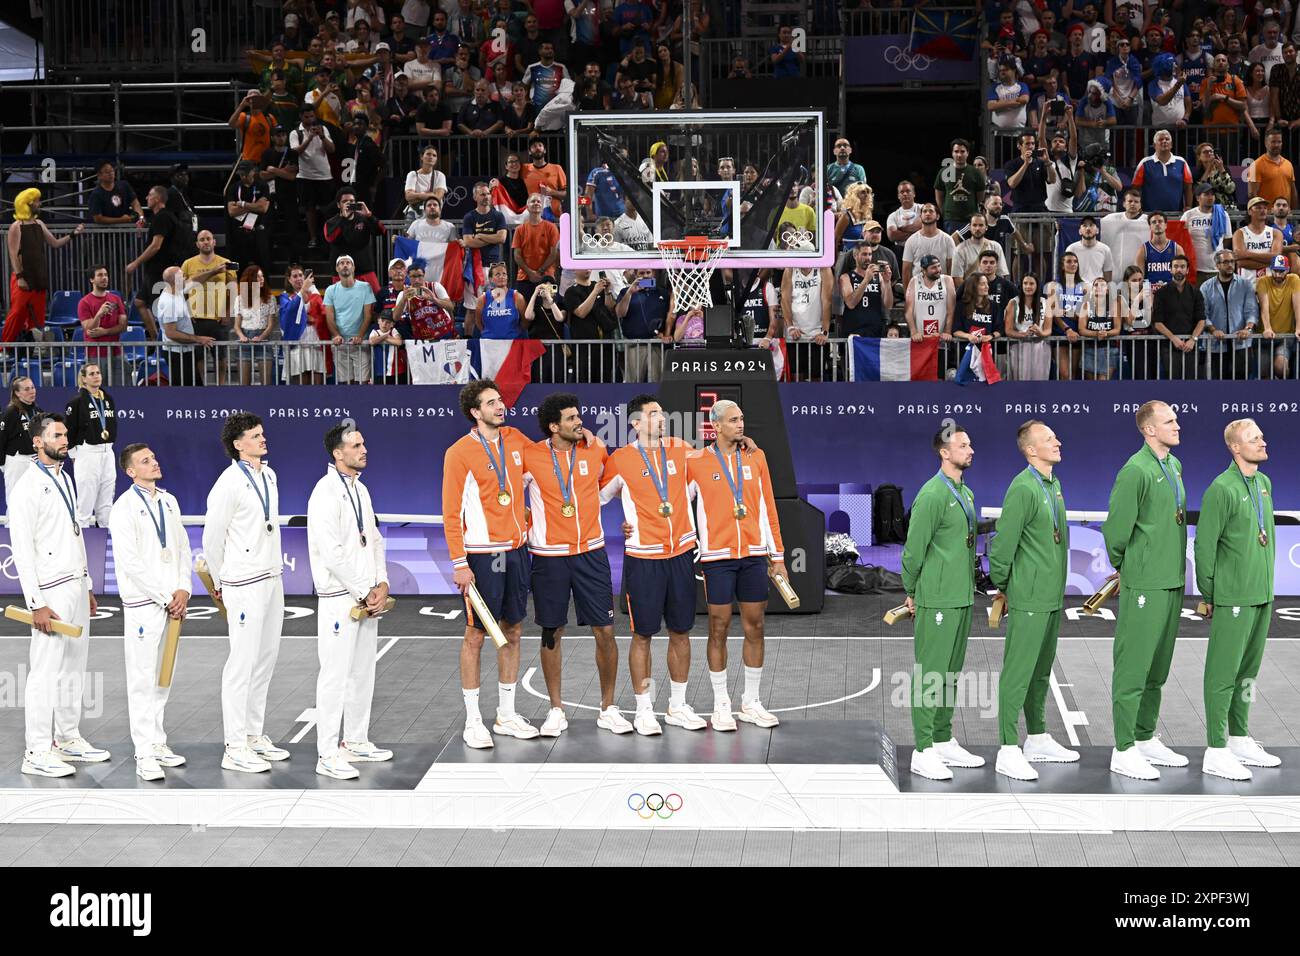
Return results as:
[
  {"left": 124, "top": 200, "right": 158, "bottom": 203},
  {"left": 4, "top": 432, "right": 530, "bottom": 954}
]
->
[
  {"left": 883, "top": 46, "right": 932, "bottom": 72},
  {"left": 627, "top": 792, "right": 684, "bottom": 819}
]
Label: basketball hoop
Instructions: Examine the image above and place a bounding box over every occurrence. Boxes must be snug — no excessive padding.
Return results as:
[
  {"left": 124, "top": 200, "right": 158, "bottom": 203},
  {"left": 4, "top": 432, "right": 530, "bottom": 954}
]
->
[{"left": 656, "top": 237, "right": 729, "bottom": 311}]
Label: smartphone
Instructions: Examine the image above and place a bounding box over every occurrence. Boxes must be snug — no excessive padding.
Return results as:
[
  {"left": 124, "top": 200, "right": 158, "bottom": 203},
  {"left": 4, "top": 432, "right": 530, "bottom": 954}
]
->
[
  {"left": 637, "top": 277, "right": 655, "bottom": 290},
  {"left": 1050, "top": 99, "right": 1066, "bottom": 117}
]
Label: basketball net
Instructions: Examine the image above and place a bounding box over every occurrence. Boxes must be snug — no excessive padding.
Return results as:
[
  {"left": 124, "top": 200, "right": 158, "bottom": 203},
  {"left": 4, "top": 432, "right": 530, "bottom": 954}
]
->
[{"left": 656, "top": 237, "right": 729, "bottom": 311}]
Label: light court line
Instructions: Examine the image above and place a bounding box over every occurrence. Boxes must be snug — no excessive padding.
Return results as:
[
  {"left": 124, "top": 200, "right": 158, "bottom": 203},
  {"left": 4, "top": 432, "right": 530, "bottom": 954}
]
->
[
  {"left": 0, "top": 633, "right": 1244, "bottom": 641},
  {"left": 519, "top": 666, "right": 883, "bottom": 715},
  {"left": 1049, "top": 668, "right": 1089, "bottom": 747}
]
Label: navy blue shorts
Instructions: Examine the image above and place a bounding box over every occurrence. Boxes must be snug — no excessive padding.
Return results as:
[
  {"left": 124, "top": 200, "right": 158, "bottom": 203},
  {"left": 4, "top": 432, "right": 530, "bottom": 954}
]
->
[
  {"left": 623, "top": 551, "right": 697, "bottom": 637},
  {"left": 702, "top": 557, "right": 770, "bottom": 606},
  {"left": 532, "top": 550, "right": 616, "bottom": 629},
  {"left": 466, "top": 546, "right": 531, "bottom": 627}
]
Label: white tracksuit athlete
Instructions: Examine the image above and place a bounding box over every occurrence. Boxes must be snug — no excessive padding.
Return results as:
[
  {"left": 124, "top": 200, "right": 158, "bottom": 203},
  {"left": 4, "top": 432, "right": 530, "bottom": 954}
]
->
[
  {"left": 201, "top": 459, "right": 285, "bottom": 748},
  {"left": 306, "top": 465, "right": 388, "bottom": 758},
  {"left": 108, "top": 483, "right": 191, "bottom": 757}
]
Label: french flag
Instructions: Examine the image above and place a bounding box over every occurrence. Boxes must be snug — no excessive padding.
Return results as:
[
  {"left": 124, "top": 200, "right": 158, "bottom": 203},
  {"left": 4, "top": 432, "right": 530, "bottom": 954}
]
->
[
  {"left": 759, "top": 337, "right": 790, "bottom": 381},
  {"left": 393, "top": 235, "right": 483, "bottom": 304},
  {"left": 468, "top": 339, "right": 546, "bottom": 407},
  {"left": 849, "top": 336, "right": 939, "bottom": 382},
  {"left": 491, "top": 181, "right": 529, "bottom": 226},
  {"left": 954, "top": 341, "right": 1002, "bottom": 385}
]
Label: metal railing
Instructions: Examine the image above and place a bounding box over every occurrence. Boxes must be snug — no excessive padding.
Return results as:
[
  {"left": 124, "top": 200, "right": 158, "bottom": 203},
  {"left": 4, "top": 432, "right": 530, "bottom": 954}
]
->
[
  {"left": 2, "top": 335, "right": 1291, "bottom": 388},
  {"left": 0, "top": 227, "right": 147, "bottom": 306},
  {"left": 840, "top": 3, "right": 980, "bottom": 37},
  {"left": 43, "top": 0, "right": 283, "bottom": 75},
  {"left": 385, "top": 132, "right": 567, "bottom": 186},
  {"left": 698, "top": 35, "right": 843, "bottom": 82}
]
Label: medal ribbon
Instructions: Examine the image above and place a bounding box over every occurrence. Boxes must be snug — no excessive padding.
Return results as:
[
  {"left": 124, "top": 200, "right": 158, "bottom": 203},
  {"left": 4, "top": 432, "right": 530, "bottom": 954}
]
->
[
  {"left": 133, "top": 485, "right": 167, "bottom": 550},
  {"left": 712, "top": 443, "right": 745, "bottom": 514},
  {"left": 1152, "top": 449, "right": 1183, "bottom": 514},
  {"left": 1027, "top": 466, "right": 1060, "bottom": 540},
  {"left": 636, "top": 440, "right": 670, "bottom": 511},
  {"left": 549, "top": 441, "right": 576, "bottom": 512},
  {"left": 1242, "top": 471, "right": 1267, "bottom": 541},
  {"left": 337, "top": 469, "right": 366, "bottom": 540},
  {"left": 36, "top": 460, "right": 78, "bottom": 532},
  {"left": 237, "top": 460, "right": 272, "bottom": 526},
  {"left": 475, "top": 429, "right": 508, "bottom": 499},
  {"left": 939, "top": 471, "right": 976, "bottom": 540}
]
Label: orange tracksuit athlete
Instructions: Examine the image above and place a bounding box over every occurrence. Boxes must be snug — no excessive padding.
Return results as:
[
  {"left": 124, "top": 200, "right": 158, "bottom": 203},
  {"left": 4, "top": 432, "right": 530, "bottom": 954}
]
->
[
  {"left": 521, "top": 439, "right": 610, "bottom": 556},
  {"left": 686, "top": 444, "right": 784, "bottom": 563},
  {"left": 441, "top": 426, "right": 531, "bottom": 570},
  {"left": 599, "top": 437, "right": 697, "bottom": 559}
]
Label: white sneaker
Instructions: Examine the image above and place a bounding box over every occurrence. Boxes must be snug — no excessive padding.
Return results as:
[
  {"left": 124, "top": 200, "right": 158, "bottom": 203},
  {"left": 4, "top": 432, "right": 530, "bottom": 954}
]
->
[
  {"left": 910, "top": 747, "right": 954, "bottom": 781},
  {"left": 710, "top": 701, "right": 738, "bottom": 732},
  {"left": 540, "top": 708, "right": 568, "bottom": 737},
  {"left": 664, "top": 703, "right": 707, "bottom": 731},
  {"left": 1110, "top": 746, "right": 1160, "bottom": 780},
  {"left": 222, "top": 745, "right": 271, "bottom": 774},
  {"left": 597, "top": 706, "right": 635, "bottom": 735},
  {"left": 493, "top": 712, "right": 541, "bottom": 739},
  {"left": 342, "top": 740, "right": 394, "bottom": 762},
  {"left": 135, "top": 756, "right": 164, "bottom": 781},
  {"left": 1202, "top": 746, "right": 1252, "bottom": 781},
  {"left": 1023, "top": 733, "right": 1080, "bottom": 763},
  {"left": 53, "top": 736, "right": 110, "bottom": 763},
  {"left": 737, "top": 699, "right": 780, "bottom": 728},
  {"left": 247, "top": 734, "right": 290, "bottom": 761},
  {"left": 316, "top": 753, "right": 360, "bottom": 780},
  {"left": 996, "top": 745, "right": 1039, "bottom": 781},
  {"left": 21, "top": 750, "right": 75, "bottom": 778},
  {"left": 152, "top": 744, "right": 186, "bottom": 767},
  {"left": 463, "top": 717, "right": 494, "bottom": 749},
  {"left": 934, "top": 738, "right": 985, "bottom": 768},
  {"left": 1136, "top": 736, "right": 1188, "bottom": 767},
  {"left": 633, "top": 711, "right": 663, "bottom": 736},
  {"left": 1228, "top": 735, "right": 1282, "bottom": 768}
]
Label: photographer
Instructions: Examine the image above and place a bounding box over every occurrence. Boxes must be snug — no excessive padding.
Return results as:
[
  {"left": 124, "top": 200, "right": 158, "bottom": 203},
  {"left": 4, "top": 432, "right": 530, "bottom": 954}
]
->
[
  {"left": 324, "top": 186, "right": 385, "bottom": 290},
  {"left": 524, "top": 281, "right": 569, "bottom": 382},
  {"left": 1039, "top": 100, "right": 1078, "bottom": 214},
  {"left": 1076, "top": 142, "right": 1123, "bottom": 213},
  {"left": 1003, "top": 131, "right": 1056, "bottom": 213},
  {"left": 563, "top": 271, "right": 619, "bottom": 382}
]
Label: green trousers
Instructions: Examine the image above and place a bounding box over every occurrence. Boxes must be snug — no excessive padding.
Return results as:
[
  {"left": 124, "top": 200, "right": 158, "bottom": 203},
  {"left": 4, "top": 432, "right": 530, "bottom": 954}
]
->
[
  {"left": 1204, "top": 602, "right": 1272, "bottom": 748},
  {"left": 911, "top": 605, "right": 973, "bottom": 751},
  {"left": 998, "top": 608, "right": 1061, "bottom": 745},
  {"left": 1112, "top": 585, "right": 1182, "bottom": 751}
]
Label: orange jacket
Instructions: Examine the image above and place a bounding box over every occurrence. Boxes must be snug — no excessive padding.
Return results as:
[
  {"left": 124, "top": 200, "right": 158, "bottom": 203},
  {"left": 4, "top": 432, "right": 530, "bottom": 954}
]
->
[
  {"left": 522, "top": 438, "right": 610, "bottom": 556},
  {"left": 686, "top": 444, "right": 784, "bottom": 563},
  {"left": 441, "top": 425, "right": 530, "bottom": 568},
  {"left": 599, "top": 437, "right": 697, "bottom": 560}
]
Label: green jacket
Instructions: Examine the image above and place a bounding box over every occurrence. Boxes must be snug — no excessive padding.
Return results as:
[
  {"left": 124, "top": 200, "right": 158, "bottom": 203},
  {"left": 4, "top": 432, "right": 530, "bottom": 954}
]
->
[
  {"left": 988, "top": 466, "right": 1069, "bottom": 612},
  {"left": 1102, "top": 445, "right": 1188, "bottom": 591},
  {"left": 1193, "top": 463, "right": 1275, "bottom": 607},
  {"left": 901, "top": 472, "right": 976, "bottom": 609}
]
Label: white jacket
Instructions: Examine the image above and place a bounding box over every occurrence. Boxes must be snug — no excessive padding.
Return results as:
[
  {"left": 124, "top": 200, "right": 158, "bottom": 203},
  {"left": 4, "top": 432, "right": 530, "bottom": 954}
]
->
[
  {"left": 201, "top": 460, "right": 282, "bottom": 590},
  {"left": 8, "top": 461, "right": 91, "bottom": 609},
  {"left": 108, "top": 484, "right": 191, "bottom": 608},
  {"left": 306, "top": 466, "right": 388, "bottom": 601}
]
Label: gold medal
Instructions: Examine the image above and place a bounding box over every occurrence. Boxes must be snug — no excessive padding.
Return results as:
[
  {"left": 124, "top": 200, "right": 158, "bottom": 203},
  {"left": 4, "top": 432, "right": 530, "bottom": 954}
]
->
[
  {"left": 658, "top": 501, "right": 673, "bottom": 517},
  {"left": 560, "top": 503, "right": 575, "bottom": 518},
  {"left": 100, "top": 429, "right": 110, "bottom": 441},
  {"left": 733, "top": 504, "right": 747, "bottom": 520},
  {"left": 1259, "top": 530, "right": 1269, "bottom": 547},
  {"left": 497, "top": 491, "right": 511, "bottom": 506}
]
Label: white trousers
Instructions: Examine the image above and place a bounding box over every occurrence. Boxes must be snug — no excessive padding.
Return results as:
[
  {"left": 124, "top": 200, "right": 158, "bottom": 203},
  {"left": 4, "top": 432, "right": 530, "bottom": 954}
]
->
[
  {"left": 122, "top": 601, "right": 173, "bottom": 757},
  {"left": 315, "top": 594, "right": 379, "bottom": 757},
  {"left": 4, "top": 453, "right": 33, "bottom": 504},
  {"left": 72, "top": 442, "right": 115, "bottom": 528},
  {"left": 220, "top": 576, "right": 284, "bottom": 747},
  {"left": 24, "top": 578, "right": 91, "bottom": 753}
]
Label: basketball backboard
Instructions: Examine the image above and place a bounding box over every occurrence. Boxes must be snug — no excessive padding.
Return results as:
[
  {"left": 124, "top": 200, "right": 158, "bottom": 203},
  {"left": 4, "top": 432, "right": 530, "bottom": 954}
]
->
[{"left": 561, "top": 110, "right": 832, "bottom": 271}]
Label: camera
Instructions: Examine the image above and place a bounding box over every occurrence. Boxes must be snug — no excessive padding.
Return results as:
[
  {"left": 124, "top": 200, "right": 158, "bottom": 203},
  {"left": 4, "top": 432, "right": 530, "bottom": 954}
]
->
[{"left": 1082, "top": 142, "right": 1110, "bottom": 169}]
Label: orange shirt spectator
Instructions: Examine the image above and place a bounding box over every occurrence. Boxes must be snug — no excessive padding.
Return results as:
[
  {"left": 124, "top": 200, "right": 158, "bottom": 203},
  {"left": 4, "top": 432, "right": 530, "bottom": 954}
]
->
[
  {"left": 522, "top": 160, "right": 567, "bottom": 217},
  {"left": 512, "top": 213, "right": 560, "bottom": 281},
  {"left": 230, "top": 99, "right": 274, "bottom": 162},
  {"left": 1199, "top": 73, "right": 1248, "bottom": 126},
  {"left": 1249, "top": 149, "right": 1298, "bottom": 204}
]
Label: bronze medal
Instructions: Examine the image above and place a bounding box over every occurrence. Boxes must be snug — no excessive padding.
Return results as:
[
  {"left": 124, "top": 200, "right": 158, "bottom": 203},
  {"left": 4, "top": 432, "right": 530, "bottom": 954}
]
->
[
  {"left": 966, "top": 531, "right": 974, "bottom": 549},
  {"left": 497, "top": 491, "right": 511, "bottom": 506},
  {"left": 1176, "top": 509, "right": 1185, "bottom": 525},
  {"left": 733, "top": 503, "right": 747, "bottom": 520},
  {"left": 658, "top": 501, "right": 673, "bottom": 517},
  {"left": 560, "top": 503, "right": 575, "bottom": 518},
  {"left": 1259, "top": 530, "right": 1269, "bottom": 547}
]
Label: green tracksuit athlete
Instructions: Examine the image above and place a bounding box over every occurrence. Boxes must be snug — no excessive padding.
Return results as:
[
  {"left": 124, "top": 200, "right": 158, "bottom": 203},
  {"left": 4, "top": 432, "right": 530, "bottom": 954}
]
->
[
  {"left": 988, "top": 465, "right": 1069, "bottom": 746},
  {"left": 1102, "top": 442, "right": 1188, "bottom": 753},
  {"left": 901, "top": 470, "right": 977, "bottom": 752},
  {"left": 1194, "top": 462, "right": 1274, "bottom": 749}
]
